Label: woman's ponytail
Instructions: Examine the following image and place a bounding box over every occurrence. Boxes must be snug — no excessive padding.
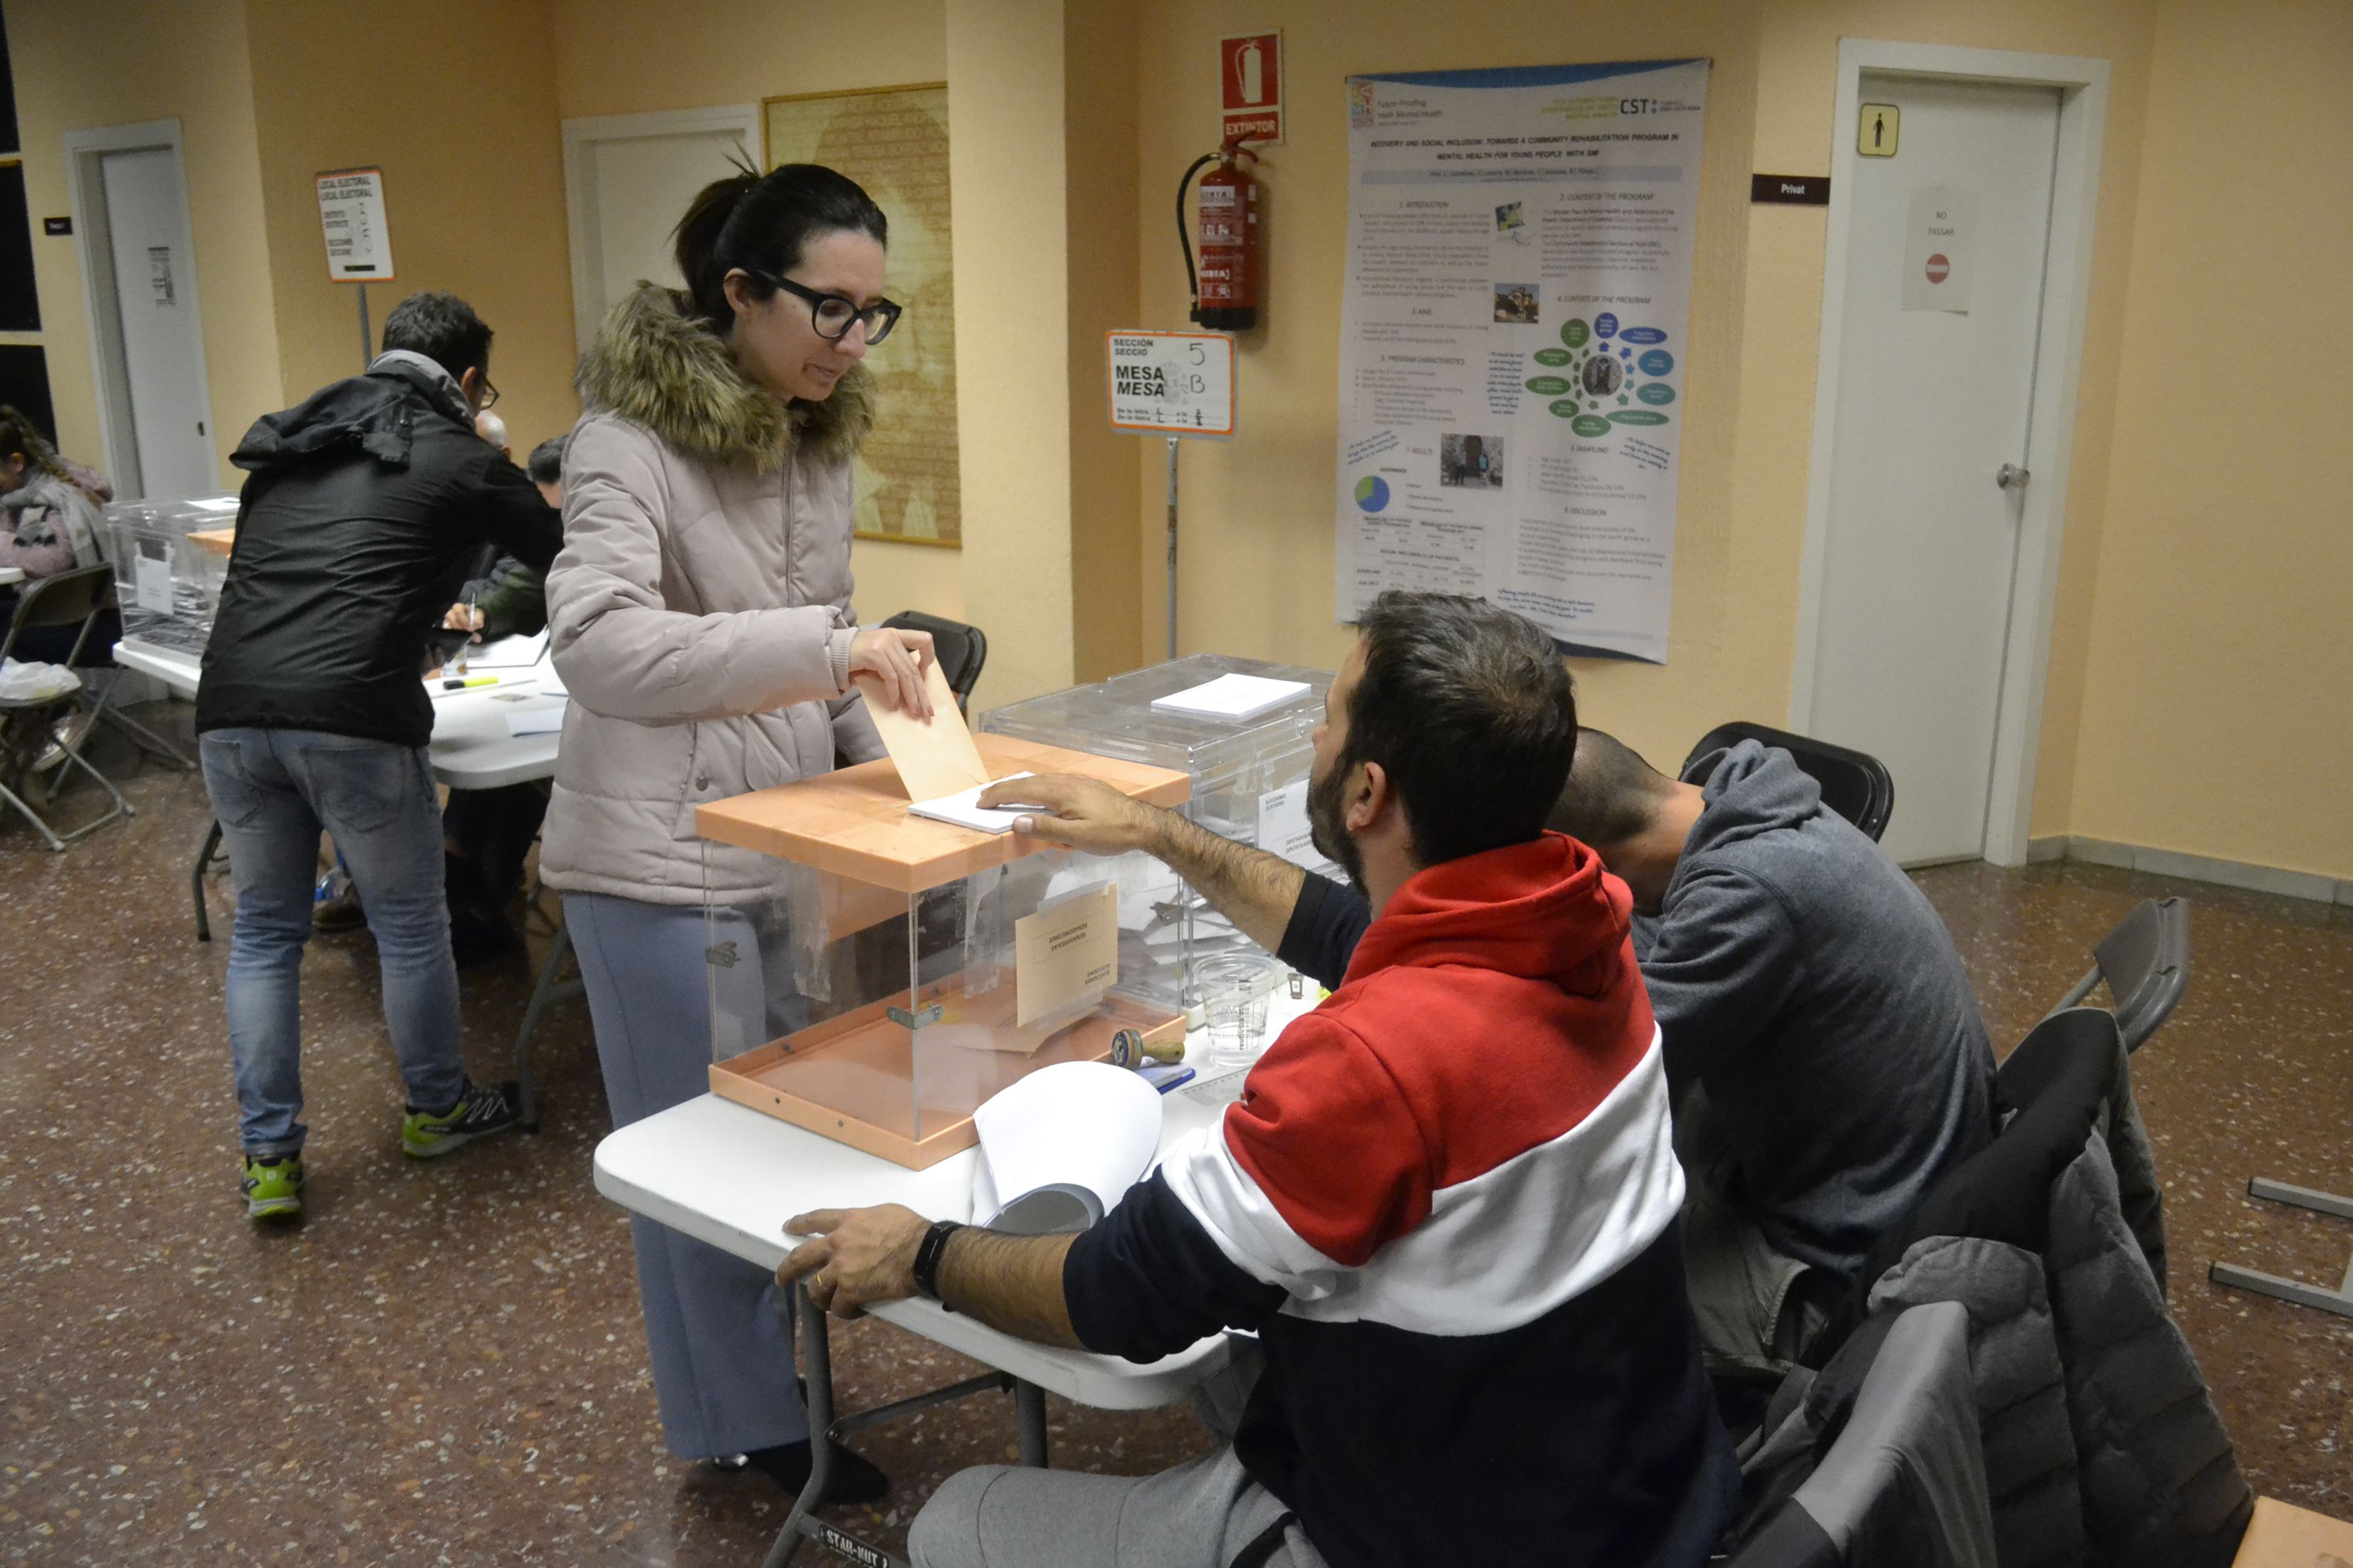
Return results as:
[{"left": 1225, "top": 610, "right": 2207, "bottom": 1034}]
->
[
  {"left": 670, "top": 163, "right": 888, "bottom": 332},
  {"left": 674, "top": 171, "right": 763, "bottom": 329}
]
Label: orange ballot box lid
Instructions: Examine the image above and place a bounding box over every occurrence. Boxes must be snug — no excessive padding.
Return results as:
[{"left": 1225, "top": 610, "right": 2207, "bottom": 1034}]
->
[
  {"left": 188, "top": 527, "right": 237, "bottom": 557},
  {"left": 695, "top": 733, "right": 1190, "bottom": 894}
]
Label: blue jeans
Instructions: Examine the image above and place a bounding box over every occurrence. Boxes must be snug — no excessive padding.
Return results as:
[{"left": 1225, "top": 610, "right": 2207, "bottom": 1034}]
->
[{"left": 199, "top": 727, "right": 466, "bottom": 1156}]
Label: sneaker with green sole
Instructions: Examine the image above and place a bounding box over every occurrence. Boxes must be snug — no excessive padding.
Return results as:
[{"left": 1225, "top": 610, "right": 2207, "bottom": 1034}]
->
[
  {"left": 402, "top": 1079, "right": 521, "bottom": 1158},
  {"left": 241, "top": 1154, "right": 305, "bottom": 1220}
]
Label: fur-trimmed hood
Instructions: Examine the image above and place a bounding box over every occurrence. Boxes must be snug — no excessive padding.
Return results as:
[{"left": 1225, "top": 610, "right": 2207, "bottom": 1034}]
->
[{"left": 574, "top": 283, "right": 874, "bottom": 473}]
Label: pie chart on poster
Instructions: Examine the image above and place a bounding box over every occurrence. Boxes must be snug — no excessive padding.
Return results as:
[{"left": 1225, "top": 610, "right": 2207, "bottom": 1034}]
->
[{"left": 1355, "top": 475, "right": 1391, "bottom": 512}]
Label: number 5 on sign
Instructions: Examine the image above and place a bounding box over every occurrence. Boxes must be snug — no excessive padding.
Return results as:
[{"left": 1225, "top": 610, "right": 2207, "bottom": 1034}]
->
[{"left": 1106, "top": 332, "right": 1236, "bottom": 438}]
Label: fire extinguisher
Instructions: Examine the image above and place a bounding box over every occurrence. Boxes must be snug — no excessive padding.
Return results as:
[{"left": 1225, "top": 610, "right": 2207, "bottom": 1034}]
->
[{"left": 1180, "top": 136, "right": 1260, "bottom": 332}]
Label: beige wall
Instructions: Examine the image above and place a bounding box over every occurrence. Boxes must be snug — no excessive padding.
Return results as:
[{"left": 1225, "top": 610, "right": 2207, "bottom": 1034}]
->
[
  {"left": 551, "top": 0, "right": 966, "bottom": 631},
  {"left": 1064, "top": 1, "right": 1143, "bottom": 683},
  {"left": 1125, "top": 0, "right": 2164, "bottom": 815},
  {"left": 6, "top": 0, "right": 283, "bottom": 486},
  {"left": 2064, "top": 0, "right": 2353, "bottom": 878},
  {"left": 11, "top": 0, "right": 2350, "bottom": 878},
  {"left": 243, "top": 0, "right": 580, "bottom": 457},
  {"left": 945, "top": 0, "right": 1076, "bottom": 705}
]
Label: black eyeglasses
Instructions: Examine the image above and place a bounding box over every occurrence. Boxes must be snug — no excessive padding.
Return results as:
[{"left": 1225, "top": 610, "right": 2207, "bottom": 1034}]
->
[
  {"left": 476, "top": 377, "right": 501, "bottom": 411},
  {"left": 739, "top": 268, "right": 903, "bottom": 345}
]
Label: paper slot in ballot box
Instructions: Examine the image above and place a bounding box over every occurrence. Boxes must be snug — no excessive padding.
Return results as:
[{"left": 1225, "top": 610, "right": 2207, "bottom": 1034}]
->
[{"left": 696, "top": 734, "right": 1193, "bottom": 1168}]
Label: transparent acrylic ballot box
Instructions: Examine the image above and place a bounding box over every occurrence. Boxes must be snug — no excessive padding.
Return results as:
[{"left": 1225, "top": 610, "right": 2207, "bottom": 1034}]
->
[
  {"left": 978, "top": 653, "right": 1336, "bottom": 1011},
  {"left": 696, "top": 733, "right": 1193, "bottom": 1169},
  {"left": 104, "top": 494, "right": 240, "bottom": 653}
]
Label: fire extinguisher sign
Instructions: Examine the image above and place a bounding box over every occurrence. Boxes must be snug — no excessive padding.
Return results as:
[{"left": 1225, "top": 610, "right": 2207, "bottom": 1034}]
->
[
  {"left": 1220, "top": 31, "right": 1282, "bottom": 145},
  {"left": 1106, "top": 331, "right": 1236, "bottom": 438}
]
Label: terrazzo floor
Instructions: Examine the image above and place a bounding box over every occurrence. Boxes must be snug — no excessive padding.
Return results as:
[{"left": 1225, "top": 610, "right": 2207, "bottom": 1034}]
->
[{"left": 4, "top": 708, "right": 2349, "bottom": 1564}]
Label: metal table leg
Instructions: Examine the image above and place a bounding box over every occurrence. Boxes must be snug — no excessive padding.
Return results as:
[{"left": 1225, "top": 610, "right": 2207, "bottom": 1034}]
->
[
  {"left": 513, "top": 920, "right": 585, "bottom": 1133},
  {"left": 1015, "top": 1380, "right": 1049, "bottom": 1468},
  {"left": 2211, "top": 1179, "right": 2353, "bottom": 1319},
  {"left": 193, "top": 819, "right": 224, "bottom": 942},
  {"left": 760, "top": 1286, "right": 1049, "bottom": 1568}
]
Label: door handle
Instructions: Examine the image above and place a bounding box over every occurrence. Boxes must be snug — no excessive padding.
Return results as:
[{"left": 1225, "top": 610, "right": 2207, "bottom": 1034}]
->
[{"left": 1996, "top": 463, "right": 2030, "bottom": 492}]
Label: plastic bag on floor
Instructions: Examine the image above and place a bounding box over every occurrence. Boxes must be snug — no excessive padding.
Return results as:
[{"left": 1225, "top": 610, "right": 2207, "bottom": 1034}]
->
[{"left": 0, "top": 658, "right": 80, "bottom": 703}]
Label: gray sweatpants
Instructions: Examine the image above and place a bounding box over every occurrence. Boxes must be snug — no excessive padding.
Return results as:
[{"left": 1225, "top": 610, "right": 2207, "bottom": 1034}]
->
[
  {"left": 909, "top": 1345, "right": 1326, "bottom": 1568},
  {"left": 565, "top": 891, "right": 808, "bottom": 1459},
  {"left": 908, "top": 1446, "right": 1326, "bottom": 1568}
]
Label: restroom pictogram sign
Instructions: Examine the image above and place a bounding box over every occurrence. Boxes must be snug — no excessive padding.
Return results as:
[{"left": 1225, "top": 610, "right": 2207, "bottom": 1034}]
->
[{"left": 1221, "top": 32, "right": 1283, "bottom": 144}]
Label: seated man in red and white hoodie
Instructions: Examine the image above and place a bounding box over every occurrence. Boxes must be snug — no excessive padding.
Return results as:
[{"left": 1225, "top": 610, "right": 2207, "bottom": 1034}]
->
[{"left": 782, "top": 591, "right": 1735, "bottom": 1568}]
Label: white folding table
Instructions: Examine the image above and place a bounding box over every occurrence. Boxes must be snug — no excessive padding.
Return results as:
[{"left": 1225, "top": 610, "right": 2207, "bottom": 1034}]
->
[{"left": 594, "top": 989, "right": 1319, "bottom": 1568}]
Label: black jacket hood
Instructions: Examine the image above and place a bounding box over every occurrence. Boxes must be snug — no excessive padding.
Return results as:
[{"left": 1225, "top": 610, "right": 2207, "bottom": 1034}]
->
[{"left": 230, "top": 357, "right": 474, "bottom": 476}]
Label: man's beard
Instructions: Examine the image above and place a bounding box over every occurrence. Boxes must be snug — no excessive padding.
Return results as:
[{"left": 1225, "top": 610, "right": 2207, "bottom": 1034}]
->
[{"left": 1307, "top": 759, "right": 1365, "bottom": 890}]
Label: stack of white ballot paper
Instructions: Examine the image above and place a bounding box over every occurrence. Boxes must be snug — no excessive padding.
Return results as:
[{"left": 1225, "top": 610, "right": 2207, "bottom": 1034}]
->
[
  {"left": 908, "top": 773, "right": 1038, "bottom": 834},
  {"left": 1149, "top": 673, "right": 1312, "bottom": 723},
  {"left": 464, "top": 630, "right": 550, "bottom": 669},
  {"left": 970, "top": 1062, "right": 1164, "bottom": 1233}
]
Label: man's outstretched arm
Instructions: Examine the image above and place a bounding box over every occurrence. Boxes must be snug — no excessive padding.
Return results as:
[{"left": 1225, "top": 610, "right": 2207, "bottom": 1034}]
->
[{"left": 979, "top": 774, "right": 1307, "bottom": 954}]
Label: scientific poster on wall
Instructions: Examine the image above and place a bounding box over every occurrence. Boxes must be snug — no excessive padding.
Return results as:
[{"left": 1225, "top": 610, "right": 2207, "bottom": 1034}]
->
[{"left": 1334, "top": 60, "right": 1709, "bottom": 661}]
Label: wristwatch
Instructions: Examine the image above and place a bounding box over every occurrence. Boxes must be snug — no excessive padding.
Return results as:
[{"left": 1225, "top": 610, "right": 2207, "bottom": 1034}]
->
[{"left": 913, "top": 1219, "right": 965, "bottom": 1305}]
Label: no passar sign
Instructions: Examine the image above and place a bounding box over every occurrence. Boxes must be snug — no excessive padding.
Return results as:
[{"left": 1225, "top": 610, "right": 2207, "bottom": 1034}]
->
[{"left": 1220, "top": 31, "right": 1282, "bottom": 145}]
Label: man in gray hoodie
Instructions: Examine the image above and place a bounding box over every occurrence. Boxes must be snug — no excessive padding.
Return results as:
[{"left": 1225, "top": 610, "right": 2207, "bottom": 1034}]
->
[
  {"left": 1549, "top": 732, "right": 1999, "bottom": 1362},
  {"left": 982, "top": 730, "right": 1999, "bottom": 1365}
]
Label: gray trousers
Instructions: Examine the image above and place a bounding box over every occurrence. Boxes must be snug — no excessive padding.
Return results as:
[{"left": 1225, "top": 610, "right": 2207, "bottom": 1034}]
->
[
  {"left": 909, "top": 1344, "right": 1326, "bottom": 1568},
  {"left": 564, "top": 891, "right": 808, "bottom": 1459},
  {"left": 910, "top": 1446, "right": 1324, "bottom": 1568}
]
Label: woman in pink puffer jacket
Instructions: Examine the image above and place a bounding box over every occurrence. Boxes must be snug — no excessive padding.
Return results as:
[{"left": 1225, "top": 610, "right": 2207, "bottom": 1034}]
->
[{"left": 542, "top": 166, "right": 933, "bottom": 1505}]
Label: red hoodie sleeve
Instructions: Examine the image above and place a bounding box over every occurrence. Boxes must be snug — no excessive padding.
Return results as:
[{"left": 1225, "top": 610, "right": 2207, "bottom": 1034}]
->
[{"left": 1216, "top": 1009, "right": 1433, "bottom": 1268}]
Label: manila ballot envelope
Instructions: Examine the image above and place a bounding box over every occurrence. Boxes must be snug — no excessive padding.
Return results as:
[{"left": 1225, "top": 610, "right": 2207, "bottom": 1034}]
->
[
  {"left": 859, "top": 661, "right": 990, "bottom": 803},
  {"left": 1012, "top": 882, "right": 1120, "bottom": 1033}
]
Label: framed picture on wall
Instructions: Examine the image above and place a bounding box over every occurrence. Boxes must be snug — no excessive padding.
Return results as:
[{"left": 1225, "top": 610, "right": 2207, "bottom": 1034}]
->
[{"left": 765, "top": 83, "right": 959, "bottom": 549}]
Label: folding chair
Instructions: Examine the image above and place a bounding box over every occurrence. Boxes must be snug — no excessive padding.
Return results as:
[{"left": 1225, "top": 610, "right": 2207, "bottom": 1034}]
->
[
  {"left": 1682, "top": 722, "right": 1896, "bottom": 843},
  {"left": 881, "top": 609, "right": 989, "bottom": 715},
  {"left": 2044, "top": 897, "right": 2189, "bottom": 1053},
  {"left": 0, "top": 565, "right": 135, "bottom": 851},
  {"left": 1724, "top": 1302, "right": 1993, "bottom": 1567}
]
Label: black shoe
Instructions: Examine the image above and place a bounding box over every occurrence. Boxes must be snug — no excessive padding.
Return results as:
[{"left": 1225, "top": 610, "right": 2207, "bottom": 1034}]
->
[
  {"left": 448, "top": 903, "right": 522, "bottom": 969},
  {"left": 743, "top": 1440, "right": 889, "bottom": 1505}
]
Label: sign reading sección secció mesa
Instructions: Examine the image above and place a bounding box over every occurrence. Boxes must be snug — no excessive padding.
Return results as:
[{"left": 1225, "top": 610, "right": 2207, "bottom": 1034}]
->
[{"left": 1106, "top": 331, "right": 1236, "bottom": 438}]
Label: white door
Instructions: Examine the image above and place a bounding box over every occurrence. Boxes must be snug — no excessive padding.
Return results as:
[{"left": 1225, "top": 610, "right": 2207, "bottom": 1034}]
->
[
  {"left": 97, "top": 147, "right": 217, "bottom": 500},
  {"left": 1806, "top": 75, "right": 2060, "bottom": 865},
  {"left": 565, "top": 116, "right": 757, "bottom": 352}
]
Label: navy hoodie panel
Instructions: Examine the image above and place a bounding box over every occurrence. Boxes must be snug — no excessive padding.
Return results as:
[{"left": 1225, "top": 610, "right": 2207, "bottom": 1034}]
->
[
  {"left": 1235, "top": 1228, "right": 1736, "bottom": 1568},
  {"left": 1064, "top": 1171, "right": 1286, "bottom": 1362}
]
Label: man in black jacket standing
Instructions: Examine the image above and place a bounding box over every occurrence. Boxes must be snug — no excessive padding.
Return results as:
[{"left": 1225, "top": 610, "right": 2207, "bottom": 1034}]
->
[{"left": 196, "top": 293, "right": 563, "bottom": 1221}]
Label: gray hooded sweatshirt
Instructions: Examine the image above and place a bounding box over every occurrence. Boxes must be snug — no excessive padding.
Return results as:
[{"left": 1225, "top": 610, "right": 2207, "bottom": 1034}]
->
[{"left": 1645, "top": 741, "right": 1998, "bottom": 1278}]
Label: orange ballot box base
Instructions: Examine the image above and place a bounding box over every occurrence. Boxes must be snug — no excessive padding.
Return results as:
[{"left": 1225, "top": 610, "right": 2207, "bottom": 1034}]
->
[{"left": 696, "top": 734, "right": 1191, "bottom": 1168}]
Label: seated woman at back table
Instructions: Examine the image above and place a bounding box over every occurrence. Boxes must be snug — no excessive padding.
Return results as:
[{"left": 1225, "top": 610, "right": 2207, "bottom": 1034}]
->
[{"left": 0, "top": 405, "right": 115, "bottom": 661}]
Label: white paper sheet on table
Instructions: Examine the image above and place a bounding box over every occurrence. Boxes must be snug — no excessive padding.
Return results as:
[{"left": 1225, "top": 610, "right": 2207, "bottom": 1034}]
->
[
  {"left": 906, "top": 772, "right": 1038, "bottom": 834},
  {"left": 1149, "top": 673, "right": 1311, "bottom": 722},
  {"left": 466, "top": 630, "right": 549, "bottom": 669},
  {"left": 970, "top": 1061, "right": 1164, "bottom": 1228},
  {"left": 504, "top": 704, "right": 567, "bottom": 737}
]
